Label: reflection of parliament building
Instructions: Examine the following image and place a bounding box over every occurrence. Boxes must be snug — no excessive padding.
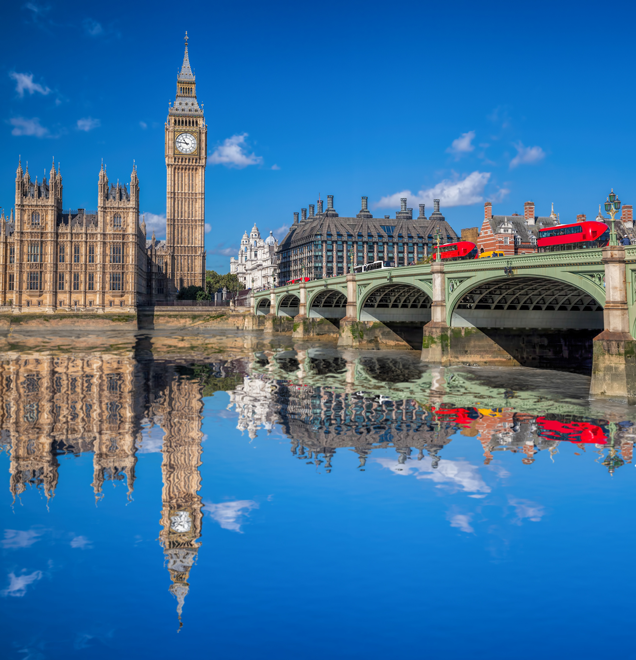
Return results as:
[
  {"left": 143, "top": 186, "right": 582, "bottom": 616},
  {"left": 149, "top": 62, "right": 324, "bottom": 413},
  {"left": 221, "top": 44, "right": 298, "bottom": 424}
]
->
[{"left": 0, "top": 352, "right": 206, "bottom": 623}]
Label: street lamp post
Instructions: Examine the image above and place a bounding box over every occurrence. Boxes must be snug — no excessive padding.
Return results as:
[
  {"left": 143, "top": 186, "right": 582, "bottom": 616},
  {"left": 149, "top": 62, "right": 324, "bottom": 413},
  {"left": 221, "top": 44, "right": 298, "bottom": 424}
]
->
[
  {"left": 434, "top": 229, "right": 442, "bottom": 261},
  {"left": 604, "top": 188, "right": 622, "bottom": 247}
]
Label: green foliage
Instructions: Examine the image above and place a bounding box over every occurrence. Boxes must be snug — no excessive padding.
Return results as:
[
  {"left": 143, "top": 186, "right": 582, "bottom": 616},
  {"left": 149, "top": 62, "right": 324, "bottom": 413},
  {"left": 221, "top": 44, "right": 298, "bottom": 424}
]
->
[
  {"left": 177, "top": 285, "right": 209, "bottom": 301},
  {"left": 205, "top": 270, "right": 241, "bottom": 295}
]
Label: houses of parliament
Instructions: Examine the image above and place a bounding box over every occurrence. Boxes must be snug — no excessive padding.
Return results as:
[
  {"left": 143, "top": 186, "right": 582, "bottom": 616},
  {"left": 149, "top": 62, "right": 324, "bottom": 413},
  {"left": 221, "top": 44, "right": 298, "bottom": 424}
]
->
[{"left": 0, "top": 35, "right": 206, "bottom": 313}]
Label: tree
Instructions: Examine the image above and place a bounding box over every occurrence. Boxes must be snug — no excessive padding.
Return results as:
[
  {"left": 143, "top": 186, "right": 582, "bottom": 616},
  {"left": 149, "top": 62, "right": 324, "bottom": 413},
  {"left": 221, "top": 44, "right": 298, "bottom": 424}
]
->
[
  {"left": 177, "top": 285, "right": 209, "bottom": 301},
  {"left": 205, "top": 270, "right": 241, "bottom": 297}
]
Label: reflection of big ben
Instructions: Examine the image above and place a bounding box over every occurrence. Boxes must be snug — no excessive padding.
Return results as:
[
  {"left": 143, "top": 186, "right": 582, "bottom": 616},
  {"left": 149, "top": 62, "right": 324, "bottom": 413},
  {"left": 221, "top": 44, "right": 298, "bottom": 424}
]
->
[
  {"left": 156, "top": 368, "right": 205, "bottom": 625},
  {"left": 165, "top": 32, "right": 207, "bottom": 295}
]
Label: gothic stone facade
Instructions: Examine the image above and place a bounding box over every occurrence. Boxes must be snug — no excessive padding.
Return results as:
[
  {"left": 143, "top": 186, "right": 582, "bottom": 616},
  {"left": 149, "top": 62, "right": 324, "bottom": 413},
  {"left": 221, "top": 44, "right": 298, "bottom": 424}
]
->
[{"left": 0, "top": 36, "right": 206, "bottom": 313}]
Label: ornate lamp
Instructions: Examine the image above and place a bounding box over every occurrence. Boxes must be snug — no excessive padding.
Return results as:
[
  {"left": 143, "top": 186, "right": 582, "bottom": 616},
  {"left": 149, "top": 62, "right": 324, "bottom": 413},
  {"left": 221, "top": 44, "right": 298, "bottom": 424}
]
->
[{"left": 605, "top": 189, "right": 621, "bottom": 247}]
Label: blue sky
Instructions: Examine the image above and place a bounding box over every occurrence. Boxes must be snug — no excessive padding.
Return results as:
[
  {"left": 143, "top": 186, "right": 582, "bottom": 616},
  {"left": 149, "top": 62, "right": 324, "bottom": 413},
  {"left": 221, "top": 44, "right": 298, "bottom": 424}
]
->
[{"left": 2, "top": 0, "right": 635, "bottom": 271}]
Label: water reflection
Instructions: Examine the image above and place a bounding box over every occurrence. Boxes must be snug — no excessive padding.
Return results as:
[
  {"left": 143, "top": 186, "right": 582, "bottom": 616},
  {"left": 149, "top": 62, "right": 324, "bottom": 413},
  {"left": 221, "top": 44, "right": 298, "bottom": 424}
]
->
[
  {"left": 230, "top": 349, "right": 635, "bottom": 475},
  {"left": 1, "top": 342, "right": 635, "bottom": 634}
]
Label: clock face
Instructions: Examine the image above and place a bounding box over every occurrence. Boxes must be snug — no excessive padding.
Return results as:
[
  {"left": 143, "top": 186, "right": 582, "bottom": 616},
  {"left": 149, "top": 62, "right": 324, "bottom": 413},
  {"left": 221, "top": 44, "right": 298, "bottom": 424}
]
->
[
  {"left": 176, "top": 132, "right": 197, "bottom": 154},
  {"left": 170, "top": 510, "right": 192, "bottom": 533}
]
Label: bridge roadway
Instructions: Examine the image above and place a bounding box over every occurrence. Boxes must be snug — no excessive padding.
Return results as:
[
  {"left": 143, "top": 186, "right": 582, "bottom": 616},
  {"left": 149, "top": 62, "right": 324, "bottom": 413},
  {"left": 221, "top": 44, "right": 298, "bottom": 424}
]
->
[{"left": 252, "top": 245, "right": 636, "bottom": 400}]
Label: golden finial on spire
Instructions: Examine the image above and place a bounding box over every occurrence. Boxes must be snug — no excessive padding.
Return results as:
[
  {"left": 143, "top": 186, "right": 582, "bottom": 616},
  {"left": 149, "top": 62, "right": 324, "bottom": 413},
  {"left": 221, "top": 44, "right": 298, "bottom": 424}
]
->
[{"left": 185, "top": 31, "right": 188, "bottom": 45}]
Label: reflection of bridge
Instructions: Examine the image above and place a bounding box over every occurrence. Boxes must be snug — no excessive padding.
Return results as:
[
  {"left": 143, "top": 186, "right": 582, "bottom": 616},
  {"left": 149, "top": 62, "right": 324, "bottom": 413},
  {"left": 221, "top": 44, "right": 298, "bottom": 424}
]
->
[
  {"left": 228, "top": 354, "right": 635, "bottom": 475},
  {"left": 253, "top": 246, "right": 636, "bottom": 399}
]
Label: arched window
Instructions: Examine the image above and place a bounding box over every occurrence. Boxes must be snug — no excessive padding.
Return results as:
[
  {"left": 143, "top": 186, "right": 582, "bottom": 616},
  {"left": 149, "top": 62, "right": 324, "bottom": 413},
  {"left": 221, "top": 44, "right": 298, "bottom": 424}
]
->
[
  {"left": 31, "top": 212, "right": 40, "bottom": 226},
  {"left": 113, "top": 214, "right": 122, "bottom": 229}
]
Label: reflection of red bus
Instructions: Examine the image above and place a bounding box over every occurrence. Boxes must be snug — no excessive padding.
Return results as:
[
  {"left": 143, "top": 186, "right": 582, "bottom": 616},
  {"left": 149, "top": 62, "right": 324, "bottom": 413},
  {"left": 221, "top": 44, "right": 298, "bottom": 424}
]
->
[
  {"left": 432, "top": 241, "right": 478, "bottom": 261},
  {"left": 287, "top": 277, "right": 311, "bottom": 284},
  {"left": 537, "top": 221, "right": 609, "bottom": 252},
  {"left": 432, "top": 405, "right": 479, "bottom": 427},
  {"left": 536, "top": 416, "right": 607, "bottom": 444}
]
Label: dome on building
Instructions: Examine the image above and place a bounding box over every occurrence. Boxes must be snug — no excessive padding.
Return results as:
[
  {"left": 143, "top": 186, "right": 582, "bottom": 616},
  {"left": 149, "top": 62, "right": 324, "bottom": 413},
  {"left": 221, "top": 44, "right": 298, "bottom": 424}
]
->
[
  {"left": 265, "top": 231, "right": 276, "bottom": 246},
  {"left": 250, "top": 223, "right": 260, "bottom": 239}
]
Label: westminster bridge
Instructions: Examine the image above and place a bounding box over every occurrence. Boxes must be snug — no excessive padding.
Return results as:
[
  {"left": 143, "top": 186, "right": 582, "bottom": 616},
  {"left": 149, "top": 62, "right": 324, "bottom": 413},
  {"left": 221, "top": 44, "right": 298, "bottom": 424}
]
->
[{"left": 252, "top": 244, "right": 636, "bottom": 400}]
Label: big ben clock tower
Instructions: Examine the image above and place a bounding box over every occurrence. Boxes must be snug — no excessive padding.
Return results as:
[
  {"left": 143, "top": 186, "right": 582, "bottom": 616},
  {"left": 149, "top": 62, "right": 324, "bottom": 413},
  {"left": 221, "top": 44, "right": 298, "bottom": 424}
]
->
[{"left": 165, "top": 33, "right": 207, "bottom": 295}]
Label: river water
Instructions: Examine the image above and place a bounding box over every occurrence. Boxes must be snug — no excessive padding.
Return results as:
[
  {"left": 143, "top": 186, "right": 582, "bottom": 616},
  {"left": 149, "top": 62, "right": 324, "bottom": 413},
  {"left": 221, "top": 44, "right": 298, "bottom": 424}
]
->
[{"left": 1, "top": 330, "right": 635, "bottom": 659}]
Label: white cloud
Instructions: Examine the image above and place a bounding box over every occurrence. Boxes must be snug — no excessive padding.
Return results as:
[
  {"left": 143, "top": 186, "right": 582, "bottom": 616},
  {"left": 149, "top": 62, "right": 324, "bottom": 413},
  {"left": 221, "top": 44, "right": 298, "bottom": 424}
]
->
[
  {"left": 274, "top": 224, "right": 289, "bottom": 239},
  {"left": 510, "top": 142, "right": 545, "bottom": 169},
  {"left": 509, "top": 497, "right": 544, "bottom": 525},
  {"left": 209, "top": 242, "right": 238, "bottom": 257},
  {"left": 8, "top": 116, "right": 48, "bottom": 137},
  {"left": 375, "top": 171, "right": 492, "bottom": 210},
  {"left": 207, "top": 133, "right": 263, "bottom": 169},
  {"left": 205, "top": 223, "right": 211, "bottom": 234},
  {"left": 9, "top": 72, "right": 51, "bottom": 97},
  {"left": 141, "top": 212, "right": 166, "bottom": 238},
  {"left": 375, "top": 456, "right": 491, "bottom": 495},
  {"left": 76, "top": 117, "right": 100, "bottom": 132},
  {"left": 446, "top": 130, "right": 475, "bottom": 158},
  {"left": 139, "top": 121, "right": 147, "bottom": 129},
  {"left": 1, "top": 570, "right": 43, "bottom": 597},
  {"left": 83, "top": 18, "right": 103, "bottom": 36},
  {"left": 271, "top": 164, "right": 280, "bottom": 170},
  {"left": 136, "top": 424, "right": 164, "bottom": 453},
  {"left": 2, "top": 529, "right": 43, "bottom": 549},
  {"left": 204, "top": 500, "right": 259, "bottom": 533},
  {"left": 448, "top": 513, "right": 474, "bottom": 533},
  {"left": 70, "top": 535, "right": 92, "bottom": 549}
]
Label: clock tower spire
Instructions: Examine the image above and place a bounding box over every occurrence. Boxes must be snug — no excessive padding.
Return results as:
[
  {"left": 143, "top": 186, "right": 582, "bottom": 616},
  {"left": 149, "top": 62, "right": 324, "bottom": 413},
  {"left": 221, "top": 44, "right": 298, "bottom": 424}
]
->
[{"left": 165, "top": 32, "right": 207, "bottom": 297}]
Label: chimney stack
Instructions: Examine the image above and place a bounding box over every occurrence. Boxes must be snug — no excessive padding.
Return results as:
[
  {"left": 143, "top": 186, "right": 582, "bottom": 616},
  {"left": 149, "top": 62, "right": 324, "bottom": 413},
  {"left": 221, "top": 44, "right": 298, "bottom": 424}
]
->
[
  {"left": 309, "top": 204, "right": 315, "bottom": 218},
  {"left": 484, "top": 201, "right": 492, "bottom": 220},
  {"left": 301, "top": 208, "right": 307, "bottom": 222},
  {"left": 418, "top": 204, "right": 426, "bottom": 220},
  {"left": 384, "top": 215, "right": 390, "bottom": 219},
  {"left": 576, "top": 214, "right": 587, "bottom": 223},
  {"left": 327, "top": 195, "right": 334, "bottom": 210},
  {"left": 434, "top": 199, "right": 440, "bottom": 213},
  {"left": 400, "top": 198, "right": 407, "bottom": 212},
  {"left": 407, "top": 208, "right": 413, "bottom": 219},
  {"left": 622, "top": 204, "right": 634, "bottom": 229},
  {"left": 357, "top": 195, "right": 372, "bottom": 219},
  {"left": 293, "top": 212, "right": 299, "bottom": 224},
  {"left": 524, "top": 201, "right": 535, "bottom": 225},
  {"left": 317, "top": 199, "right": 324, "bottom": 214}
]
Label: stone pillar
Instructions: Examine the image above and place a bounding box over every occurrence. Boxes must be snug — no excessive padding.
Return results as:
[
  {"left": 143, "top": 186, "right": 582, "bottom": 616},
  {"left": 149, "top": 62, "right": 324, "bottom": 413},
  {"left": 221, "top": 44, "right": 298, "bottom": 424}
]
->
[
  {"left": 421, "top": 259, "right": 450, "bottom": 363},
  {"left": 338, "top": 273, "right": 360, "bottom": 347},
  {"left": 298, "top": 280, "right": 307, "bottom": 317},
  {"left": 292, "top": 281, "right": 308, "bottom": 338},
  {"left": 590, "top": 245, "right": 636, "bottom": 401},
  {"left": 263, "top": 287, "right": 277, "bottom": 334}
]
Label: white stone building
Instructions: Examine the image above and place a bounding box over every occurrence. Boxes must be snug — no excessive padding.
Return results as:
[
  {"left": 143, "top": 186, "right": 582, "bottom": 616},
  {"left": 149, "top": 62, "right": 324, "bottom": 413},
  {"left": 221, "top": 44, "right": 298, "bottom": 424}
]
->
[{"left": 230, "top": 224, "right": 278, "bottom": 290}]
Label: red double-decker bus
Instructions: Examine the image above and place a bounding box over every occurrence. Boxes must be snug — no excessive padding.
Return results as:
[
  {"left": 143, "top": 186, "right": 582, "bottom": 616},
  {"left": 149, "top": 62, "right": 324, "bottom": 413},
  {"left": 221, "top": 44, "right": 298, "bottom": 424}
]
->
[
  {"left": 535, "top": 416, "right": 607, "bottom": 444},
  {"left": 432, "top": 241, "right": 478, "bottom": 261},
  {"left": 537, "top": 221, "right": 609, "bottom": 252},
  {"left": 287, "top": 277, "right": 311, "bottom": 284}
]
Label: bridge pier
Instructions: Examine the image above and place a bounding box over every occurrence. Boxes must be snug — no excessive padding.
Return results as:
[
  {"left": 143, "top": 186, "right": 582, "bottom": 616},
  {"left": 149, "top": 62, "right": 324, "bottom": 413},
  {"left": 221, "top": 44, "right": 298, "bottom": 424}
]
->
[
  {"left": 421, "top": 259, "right": 452, "bottom": 363},
  {"left": 590, "top": 245, "right": 636, "bottom": 401},
  {"left": 338, "top": 274, "right": 363, "bottom": 347}
]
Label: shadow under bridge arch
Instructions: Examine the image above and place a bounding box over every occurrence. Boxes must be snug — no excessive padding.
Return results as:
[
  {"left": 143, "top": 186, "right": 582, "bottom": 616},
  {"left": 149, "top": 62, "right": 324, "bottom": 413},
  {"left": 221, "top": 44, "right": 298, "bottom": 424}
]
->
[
  {"left": 450, "top": 275, "right": 604, "bottom": 374},
  {"left": 277, "top": 293, "right": 300, "bottom": 317},
  {"left": 256, "top": 298, "right": 271, "bottom": 316},
  {"left": 359, "top": 283, "right": 432, "bottom": 350},
  {"left": 309, "top": 289, "right": 347, "bottom": 320}
]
